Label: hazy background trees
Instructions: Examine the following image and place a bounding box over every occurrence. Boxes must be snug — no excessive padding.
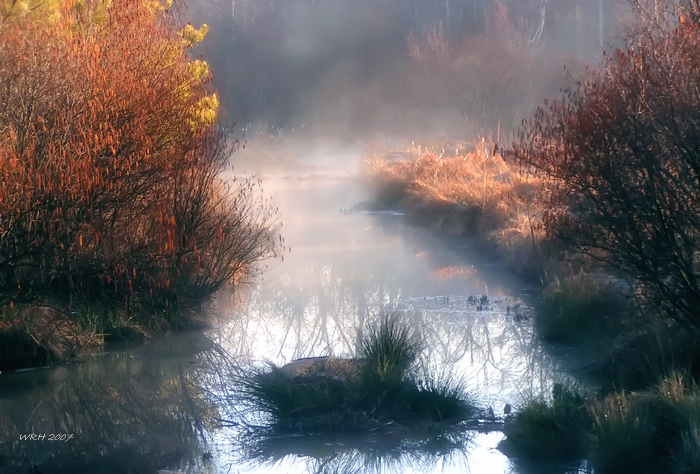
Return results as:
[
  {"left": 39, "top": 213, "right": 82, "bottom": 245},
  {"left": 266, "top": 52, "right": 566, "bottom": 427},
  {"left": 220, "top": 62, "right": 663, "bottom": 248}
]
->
[{"left": 184, "top": 0, "right": 626, "bottom": 141}]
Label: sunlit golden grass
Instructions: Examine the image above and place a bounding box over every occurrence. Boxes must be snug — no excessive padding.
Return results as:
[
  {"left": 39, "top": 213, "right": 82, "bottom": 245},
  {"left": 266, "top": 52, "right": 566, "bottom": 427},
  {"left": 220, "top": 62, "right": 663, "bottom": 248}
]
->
[
  {"left": 365, "top": 139, "right": 551, "bottom": 277},
  {"left": 367, "top": 140, "right": 511, "bottom": 208}
]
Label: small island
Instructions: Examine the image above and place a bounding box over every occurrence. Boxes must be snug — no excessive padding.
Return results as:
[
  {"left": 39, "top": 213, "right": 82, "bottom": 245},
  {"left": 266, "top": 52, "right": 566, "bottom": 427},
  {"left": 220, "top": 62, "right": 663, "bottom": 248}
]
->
[{"left": 237, "top": 316, "right": 486, "bottom": 435}]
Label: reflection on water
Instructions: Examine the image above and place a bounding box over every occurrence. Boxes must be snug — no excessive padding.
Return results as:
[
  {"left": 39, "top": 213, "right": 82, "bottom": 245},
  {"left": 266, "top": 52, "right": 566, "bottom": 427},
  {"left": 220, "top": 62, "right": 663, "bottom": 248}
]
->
[
  {"left": 206, "top": 142, "right": 586, "bottom": 473},
  {"left": 0, "top": 141, "right": 589, "bottom": 473},
  {"left": 0, "top": 332, "right": 226, "bottom": 473},
  {"left": 231, "top": 427, "right": 475, "bottom": 474}
]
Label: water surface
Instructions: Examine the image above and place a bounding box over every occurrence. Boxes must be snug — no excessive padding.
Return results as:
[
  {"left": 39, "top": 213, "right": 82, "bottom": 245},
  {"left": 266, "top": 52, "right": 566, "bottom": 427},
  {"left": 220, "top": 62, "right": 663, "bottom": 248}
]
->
[{"left": 0, "top": 140, "right": 588, "bottom": 474}]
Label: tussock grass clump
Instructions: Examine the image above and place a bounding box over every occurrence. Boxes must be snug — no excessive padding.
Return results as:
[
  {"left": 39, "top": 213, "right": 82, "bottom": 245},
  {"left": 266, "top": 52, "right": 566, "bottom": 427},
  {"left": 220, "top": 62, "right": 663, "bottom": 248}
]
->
[
  {"left": 504, "top": 373, "right": 700, "bottom": 472},
  {"left": 358, "top": 316, "right": 422, "bottom": 386},
  {"left": 589, "top": 372, "right": 700, "bottom": 473},
  {"left": 589, "top": 392, "right": 657, "bottom": 473},
  {"left": 502, "top": 383, "right": 591, "bottom": 460},
  {"left": 538, "top": 276, "right": 628, "bottom": 343},
  {"left": 602, "top": 372, "right": 700, "bottom": 473},
  {"left": 409, "top": 370, "right": 476, "bottom": 422},
  {"left": 240, "top": 364, "right": 351, "bottom": 427},
  {"left": 238, "top": 316, "right": 476, "bottom": 434}
]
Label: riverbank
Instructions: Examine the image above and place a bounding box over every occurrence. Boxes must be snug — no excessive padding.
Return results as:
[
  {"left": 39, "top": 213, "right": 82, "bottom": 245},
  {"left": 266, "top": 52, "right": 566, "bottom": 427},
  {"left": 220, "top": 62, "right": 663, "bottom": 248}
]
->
[
  {"left": 363, "top": 140, "right": 562, "bottom": 285},
  {"left": 0, "top": 299, "right": 220, "bottom": 370},
  {"left": 362, "top": 138, "right": 700, "bottom": 469}
]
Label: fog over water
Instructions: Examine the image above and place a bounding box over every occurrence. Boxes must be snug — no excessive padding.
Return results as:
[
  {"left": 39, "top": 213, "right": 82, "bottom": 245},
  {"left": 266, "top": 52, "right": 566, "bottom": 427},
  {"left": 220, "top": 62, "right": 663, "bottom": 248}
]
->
[
  {"left": 0, "top": 3, "right": 630, "bottom": 474},
  {"left": 205, "top": 138, "right": 588, "bottom": 474},
  {"left": 179, "top": 2, "right": 624, "bottom": 473}
]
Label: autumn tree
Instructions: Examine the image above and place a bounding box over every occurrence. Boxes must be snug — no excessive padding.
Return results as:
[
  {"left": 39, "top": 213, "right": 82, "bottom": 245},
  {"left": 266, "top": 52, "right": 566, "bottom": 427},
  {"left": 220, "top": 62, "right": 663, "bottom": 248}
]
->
[
  {"left": 514, "top": 0, "right": 700, "bottom": 333},
  {"left": 0, "top": 0, "right": 280, "bottom": 324}
]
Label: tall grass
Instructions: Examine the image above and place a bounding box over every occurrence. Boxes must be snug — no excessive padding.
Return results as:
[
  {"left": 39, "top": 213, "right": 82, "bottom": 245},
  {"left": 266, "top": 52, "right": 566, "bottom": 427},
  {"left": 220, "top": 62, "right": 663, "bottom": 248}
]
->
[
  {"left": 358, "top": 315, "right": 422, "bottom": 386},
  {"left": 504, "top": 374, "right": 700, "bottom": 471},
  {"left": 366, "top": 140, "right": 516, "bottom": 230},
  {"left": 679, "top": 423, "right": 700, "bottom": 473},
  {"left": 409, "top": 369, "right": 476, "bottom": 422},
  {"left": 364, "top": 139, "right": 557, "bottom": 281},
  {"left": 589, "top": 392, "right": 657, "bottom": 473},
  {"left": 238, "top": 316, "right": 476, "bottom": 433},
  {"left": 537, "top": 276, "right": 628, "bottom": 343},
  {"left": 588, "top": 373, "right": 700, "bottom": 473},
  {"left": 239, "top": 364, "right": 351, "bottom": 429},
  {"left": 502, "top": 383, "right": 591, "bottom": 460}
]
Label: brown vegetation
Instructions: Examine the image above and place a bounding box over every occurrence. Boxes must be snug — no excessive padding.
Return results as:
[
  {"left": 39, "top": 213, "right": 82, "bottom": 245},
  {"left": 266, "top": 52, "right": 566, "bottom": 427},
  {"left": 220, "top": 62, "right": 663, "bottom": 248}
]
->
[
  {"left": 365, "top": 139, "right": 555, "bottom": 281},
  {"left": 514, "top": 0, "right": 700, "bottom": 334},
  {"left": 0, "top": 0, "right": 280, "bottom": 366}
]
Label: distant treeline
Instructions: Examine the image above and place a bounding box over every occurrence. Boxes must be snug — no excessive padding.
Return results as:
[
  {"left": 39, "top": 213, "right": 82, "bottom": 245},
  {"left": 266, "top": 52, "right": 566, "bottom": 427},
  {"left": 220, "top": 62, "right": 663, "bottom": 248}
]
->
[{"left": 186, "top": 0, "right": 625, "bottom": 137}]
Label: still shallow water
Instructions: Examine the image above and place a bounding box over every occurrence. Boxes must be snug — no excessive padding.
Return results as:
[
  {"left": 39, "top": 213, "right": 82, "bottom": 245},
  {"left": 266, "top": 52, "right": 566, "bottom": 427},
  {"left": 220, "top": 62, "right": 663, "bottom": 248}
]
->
[{"left": 0, "top": 140, "right": 588, "bottom": 474}]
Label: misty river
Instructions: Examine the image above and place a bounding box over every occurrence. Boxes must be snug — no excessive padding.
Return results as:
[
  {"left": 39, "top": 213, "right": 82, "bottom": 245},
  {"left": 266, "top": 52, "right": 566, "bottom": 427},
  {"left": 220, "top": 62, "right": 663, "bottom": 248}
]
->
[{"left": 0, "top": 139, "right": 594, "bottom": 474}]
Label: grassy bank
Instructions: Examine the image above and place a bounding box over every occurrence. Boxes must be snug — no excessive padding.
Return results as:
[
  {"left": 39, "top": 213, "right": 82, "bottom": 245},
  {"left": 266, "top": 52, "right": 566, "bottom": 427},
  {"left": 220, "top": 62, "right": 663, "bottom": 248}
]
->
[
  {"left": 364, "top": 139, "right": 559, "bottom": 283},
  {"left": 237, "top": 316, "right": 477, "bottom": 434},
  {"left": 503, "top": 373, "right": 700, "bottom": 474}
]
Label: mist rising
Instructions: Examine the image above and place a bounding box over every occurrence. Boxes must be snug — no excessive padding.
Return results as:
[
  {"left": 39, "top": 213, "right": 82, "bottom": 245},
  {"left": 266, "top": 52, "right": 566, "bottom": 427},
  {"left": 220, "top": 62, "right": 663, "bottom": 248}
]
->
[{"left": 185, "top": 0, "right": 625, "bottom": 144}]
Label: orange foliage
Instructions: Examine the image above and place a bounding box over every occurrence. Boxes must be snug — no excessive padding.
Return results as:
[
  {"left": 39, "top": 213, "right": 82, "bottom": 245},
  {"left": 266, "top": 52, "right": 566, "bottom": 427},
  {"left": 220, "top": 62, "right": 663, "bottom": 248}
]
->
[{"left": 0, "top": 1, "right": 279, "bottom": 320}]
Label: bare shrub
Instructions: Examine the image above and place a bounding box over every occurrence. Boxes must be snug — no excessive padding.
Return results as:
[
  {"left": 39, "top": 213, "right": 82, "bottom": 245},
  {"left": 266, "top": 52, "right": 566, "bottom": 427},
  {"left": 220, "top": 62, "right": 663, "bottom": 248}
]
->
[{"left": 514, "top": 1, "right": 700, "bottom": 333}]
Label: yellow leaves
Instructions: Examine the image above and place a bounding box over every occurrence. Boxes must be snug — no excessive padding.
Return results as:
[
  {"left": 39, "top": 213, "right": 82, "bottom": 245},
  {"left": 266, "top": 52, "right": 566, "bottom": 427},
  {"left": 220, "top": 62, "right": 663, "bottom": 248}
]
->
[
  {"left": 144, "top": 0, "right": 172, "bottom": 14},
  {"left": 188, "top": 93, "right": 219, "bottom": 130},
  {"left": 187, "top": 60, "right": 210, "bottom": 83},
  {"left": 70, "top": 0, "right": 111, "bottom": 28},
  {"left": 0, "top": 0, "right": 62, "bottom": 23},
  {"left": 0, "top": 0, "right": 239, "bottom": 310},
  {"left": 73, "top": 0, "right": 86, "bottom": 15},
  {"left": 179, "top": 23, "right": 208, "bottom": 46}
]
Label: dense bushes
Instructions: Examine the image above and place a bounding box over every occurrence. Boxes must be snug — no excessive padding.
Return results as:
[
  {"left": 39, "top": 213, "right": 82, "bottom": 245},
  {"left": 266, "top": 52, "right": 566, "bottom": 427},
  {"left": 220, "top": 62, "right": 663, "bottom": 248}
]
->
[
  {"left": 514, "top": 1, "right": 700, "bottom": 334},
  {"left": 0, "top": 1, "right": 279, "bottom": 334}
]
